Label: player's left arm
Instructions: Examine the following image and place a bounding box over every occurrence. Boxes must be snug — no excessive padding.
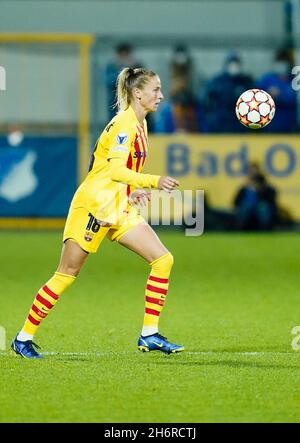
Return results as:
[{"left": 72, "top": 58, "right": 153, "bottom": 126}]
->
[
  {"left": 109, "top": 157, "right": 160, "bottom": 189},
  {"left": 106, "top": 121, "right": 161, "bottom": 189},
  {"left": 106, "top": 121, "right": 177, "bottom": 191}
]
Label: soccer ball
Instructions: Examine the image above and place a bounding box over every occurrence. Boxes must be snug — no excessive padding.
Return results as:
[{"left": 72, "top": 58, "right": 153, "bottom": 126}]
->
[{"left": 235, "top": 89, "right": 276, "bottom": 129}]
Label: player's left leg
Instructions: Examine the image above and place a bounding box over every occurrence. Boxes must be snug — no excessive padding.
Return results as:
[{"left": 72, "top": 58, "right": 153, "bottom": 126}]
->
[{"left": 116, "top": 223, "right": 184, "bottom": 354}]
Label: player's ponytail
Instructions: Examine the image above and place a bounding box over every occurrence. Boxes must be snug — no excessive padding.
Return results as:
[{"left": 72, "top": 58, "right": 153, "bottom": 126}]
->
[
  {"left": 115, "top": 68, "right": 133, "bottom": 111},
  {"left": 115, "top": 67, "right": 157, "bottom": 111}
]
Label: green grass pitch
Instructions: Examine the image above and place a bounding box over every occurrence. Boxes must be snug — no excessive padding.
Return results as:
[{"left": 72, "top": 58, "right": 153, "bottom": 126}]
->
[{"left": 0, "top": 230, "right": 300, "bottom": 423}]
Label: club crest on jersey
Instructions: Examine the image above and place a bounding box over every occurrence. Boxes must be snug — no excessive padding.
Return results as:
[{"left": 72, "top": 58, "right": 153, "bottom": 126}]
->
[
  {"left": 116, "top": 133, "right": 128, "bottom": 145},
  {"left": 84, "top": 231, "right": 94, "bottom": 242}
]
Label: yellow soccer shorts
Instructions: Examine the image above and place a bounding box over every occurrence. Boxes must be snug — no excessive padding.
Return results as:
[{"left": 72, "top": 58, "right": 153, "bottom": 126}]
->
[{"left": 63, "top": 203, "right": 146, "bottom": 253}]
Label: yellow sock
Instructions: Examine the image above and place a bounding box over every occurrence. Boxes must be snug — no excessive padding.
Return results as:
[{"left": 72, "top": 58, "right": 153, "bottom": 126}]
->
[
  {"left": 142, "top": 252, "right": 174, "bottom": 336},
  {"left": 21, "top": 272, "right": 76, "bottom": 337}
]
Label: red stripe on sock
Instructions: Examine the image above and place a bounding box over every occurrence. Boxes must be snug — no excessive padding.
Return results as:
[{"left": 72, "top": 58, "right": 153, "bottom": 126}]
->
[
  {"left": 149, "top": 275, "right": 169, "bottom": 284},
  {"left": 36, "top": 294, "right": 54, "bottom": 310},
  {"left": 31, "top": 303, "right": 47, "bottom": 318},
  {"left": 28, "top": 314, "right": 40, "bottom": 326},
  {"left": 146, "top": 296, "right": 164, "bottom": 306},
  {"left": 145, "top": 307, "right": 160, "bottom": 316},
  {"left": 43, "top": 285, "right": 59, "bottom": 300},
  {"left": 146, "top": 284, "right": 167, "bottom": 295}
]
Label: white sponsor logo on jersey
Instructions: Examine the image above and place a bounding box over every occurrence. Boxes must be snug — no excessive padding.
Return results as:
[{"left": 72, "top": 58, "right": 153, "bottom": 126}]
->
[{"left": 112, "top": 145, "right": 129, "bottom": 153}]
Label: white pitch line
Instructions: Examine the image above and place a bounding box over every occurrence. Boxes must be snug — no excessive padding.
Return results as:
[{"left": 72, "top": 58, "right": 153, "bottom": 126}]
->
[
  {"left": 187, "top": 351, "right": 298, "bottom": 356},
  {"left": 46, "top": 351, "right": 300, "bottom": 356},
  {"left": 43, "top": 351, "right": 128, "bottom": 356}
]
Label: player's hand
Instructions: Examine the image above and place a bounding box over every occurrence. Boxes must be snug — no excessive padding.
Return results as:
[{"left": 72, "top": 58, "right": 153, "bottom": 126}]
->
[
  {"left": 130, "top": 189, "right": 151, "bottom": 207},
  {"left": 158, "top": 176, "right": 179, "bottom": 192}
]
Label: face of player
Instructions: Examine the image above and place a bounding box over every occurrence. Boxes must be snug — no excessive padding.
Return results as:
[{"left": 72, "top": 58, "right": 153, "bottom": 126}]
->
[{"left": 135, "top": 76, "right": 164, "bottom": 113}]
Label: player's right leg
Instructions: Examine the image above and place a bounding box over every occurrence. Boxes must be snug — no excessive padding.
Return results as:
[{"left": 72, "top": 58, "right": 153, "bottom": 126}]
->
[
  {"left": 113, "top": 217, "right": 184, "bottom": 355},
  {"left": 11, "top": 206, "right": 108, "bottom": 359}
]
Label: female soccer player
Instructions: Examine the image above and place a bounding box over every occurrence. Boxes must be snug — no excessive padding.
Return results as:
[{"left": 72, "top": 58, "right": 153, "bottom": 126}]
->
[{"left": 11, "top": 67, "right": 184, "bottom": 358}]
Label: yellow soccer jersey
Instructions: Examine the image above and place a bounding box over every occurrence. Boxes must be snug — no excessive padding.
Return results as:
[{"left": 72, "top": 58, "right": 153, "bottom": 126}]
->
[{"left": 71, "top": 106, "right": 160, "bottom": 224}]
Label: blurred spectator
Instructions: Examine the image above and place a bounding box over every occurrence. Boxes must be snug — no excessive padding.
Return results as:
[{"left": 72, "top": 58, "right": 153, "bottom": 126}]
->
[
  {"left": 104, "top": 43, "right": 143, "bottom": 120},
  {"left": 153, "top": 45, "right": 201, "bottom": 133},
  {"left": 153, "top": 79, "right": 200, "bottom": 133},
  {"left": 246, "top": 161, "right": 262, "bottom": 180},
  {"left": 233, "top": 170, "right": 278, "bottom": 231},
  {"left": 256, "top": 48, "right": 297, "bottom": 132},
  {"left": 200, "top": 51, "right": 253, "bottom": 132},
  {"left": 170, "top": 45, "right": 193, "bottom": 91}
]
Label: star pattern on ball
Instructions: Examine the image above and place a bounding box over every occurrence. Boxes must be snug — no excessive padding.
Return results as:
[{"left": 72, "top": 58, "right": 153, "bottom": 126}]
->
[
  {"left": 260, "top": 116, "right": 270, "bottom": 126},
  {"left": 240, "top": 116, "right": 249, "bottom": 126},
  {"left": 249, "top": 100, "right": 260, "bottom": 111},
  {"left": 236, "top": 89, "right": 276, "bottom": 129}
]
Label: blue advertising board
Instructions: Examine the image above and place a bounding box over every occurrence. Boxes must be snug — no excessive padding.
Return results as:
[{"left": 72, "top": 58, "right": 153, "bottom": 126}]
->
[{"left": 0, "top": 136, "right": 77, "bottom": 217}]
